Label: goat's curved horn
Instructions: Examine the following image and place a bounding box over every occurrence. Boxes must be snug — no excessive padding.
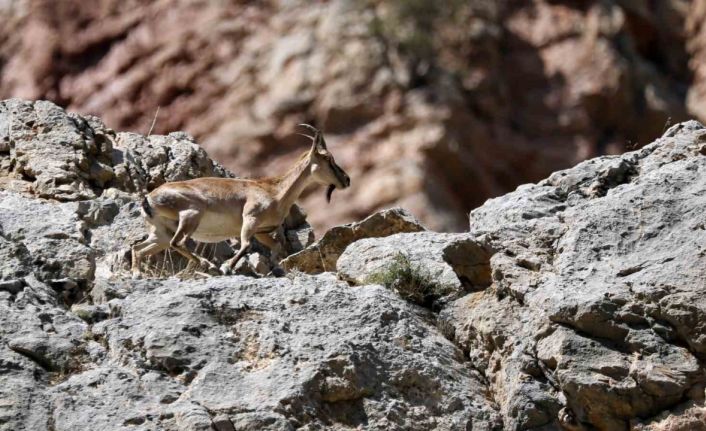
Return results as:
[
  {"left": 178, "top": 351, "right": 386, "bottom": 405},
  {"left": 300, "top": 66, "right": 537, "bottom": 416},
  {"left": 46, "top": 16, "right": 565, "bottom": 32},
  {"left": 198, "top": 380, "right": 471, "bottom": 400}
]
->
[
  {"left": 295, "top": 132, "right": 316, "bottom": 141},
  {"left": 298, "top": 124, "right": 326, "bottom": 151},
  {"left": 298, "top": 123, "right": 320, "bottom": 135}
]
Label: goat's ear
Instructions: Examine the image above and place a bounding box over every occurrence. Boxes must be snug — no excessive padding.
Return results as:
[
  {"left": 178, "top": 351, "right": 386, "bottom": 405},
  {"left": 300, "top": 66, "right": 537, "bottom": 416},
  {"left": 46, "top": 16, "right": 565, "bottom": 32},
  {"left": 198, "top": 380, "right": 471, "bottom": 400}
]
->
[
  {"left": 315, "top": 134, "right": 327, "bottom": 152},
  {"left": 308, "top": 135, "right": 319, "bottom": 157}
]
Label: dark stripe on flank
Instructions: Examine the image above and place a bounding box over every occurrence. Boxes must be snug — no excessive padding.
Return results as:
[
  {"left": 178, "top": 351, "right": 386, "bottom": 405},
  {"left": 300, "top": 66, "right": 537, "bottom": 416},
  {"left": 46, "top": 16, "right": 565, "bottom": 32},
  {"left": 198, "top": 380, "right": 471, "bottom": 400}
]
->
[{"left": 141, "top": 196, "right": 153, "bottom": 218}]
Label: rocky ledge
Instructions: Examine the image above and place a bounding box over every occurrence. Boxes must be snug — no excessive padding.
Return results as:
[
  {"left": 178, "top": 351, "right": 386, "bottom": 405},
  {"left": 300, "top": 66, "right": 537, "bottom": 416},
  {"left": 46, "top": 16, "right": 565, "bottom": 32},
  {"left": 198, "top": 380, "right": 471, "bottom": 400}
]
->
[{"left": 1, "top": 99, "right": 706, "bottom": 430}]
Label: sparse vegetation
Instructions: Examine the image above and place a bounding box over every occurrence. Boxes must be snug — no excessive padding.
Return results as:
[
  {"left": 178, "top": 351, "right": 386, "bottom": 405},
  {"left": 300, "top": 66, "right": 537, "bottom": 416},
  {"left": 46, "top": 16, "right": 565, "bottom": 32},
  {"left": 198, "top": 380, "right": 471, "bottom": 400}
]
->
[
  {"left": 134, "top": 246, "right": 218, "bottom": 280},
  {"left": 363, "top": 0, "right": 498, "bottom": 86},
  {"left": 365, "top": 253, "right": 453, "bottom": 307}
]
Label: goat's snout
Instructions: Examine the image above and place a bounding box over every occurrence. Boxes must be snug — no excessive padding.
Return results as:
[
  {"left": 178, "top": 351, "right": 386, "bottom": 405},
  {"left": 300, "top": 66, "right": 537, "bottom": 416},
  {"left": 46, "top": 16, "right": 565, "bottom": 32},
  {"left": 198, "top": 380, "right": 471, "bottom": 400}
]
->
[{"left": 342, "top": 172, "right": 351, "bottom": 188}]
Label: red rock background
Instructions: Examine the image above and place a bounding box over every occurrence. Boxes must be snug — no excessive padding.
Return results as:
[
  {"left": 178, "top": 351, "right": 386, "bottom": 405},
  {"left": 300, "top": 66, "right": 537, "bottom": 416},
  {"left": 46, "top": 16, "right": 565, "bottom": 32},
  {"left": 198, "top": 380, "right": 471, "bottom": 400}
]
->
[{"left": 1, "top": 0, "right": 705, "bottom": 233}]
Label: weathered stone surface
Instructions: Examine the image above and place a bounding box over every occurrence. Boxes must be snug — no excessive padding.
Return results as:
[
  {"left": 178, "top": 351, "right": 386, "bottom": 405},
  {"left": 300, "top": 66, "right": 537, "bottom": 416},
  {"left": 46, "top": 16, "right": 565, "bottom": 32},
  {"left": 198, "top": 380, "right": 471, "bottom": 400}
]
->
[
  {"left": 0, "top": 274, "right": 88, "bottom": 431},
  {"left": 282, "top": 207, "right": 425, "bottom": 274},
  {"left": 0, "top": 236, "right": 31, "bottom": 282},
  {"left": 632, "top": 402, "right": 706, "bottom": 430},
  {"left": 0, "top": 99, "right": 114, "bottom": 201},
  {"left": 54, "top": 275, "right": 499, "bottom": 430},
  {"left": 0, "top": 99, "right": 230, "bottom": 201},
  {"left": 231, "top": 251, "right": 272, "bottom": 278},
  {"left": 0, "top": 191, "right": 94, "bottom": 285},
  {"left": 337, "top": 232, "right": 493, "bottom": 301},
  {"left": 440, "top": 120, "right": 706, "bottom": 429},
  {"left": 110, "top": 131, "right": 232, "bottom": 194}
]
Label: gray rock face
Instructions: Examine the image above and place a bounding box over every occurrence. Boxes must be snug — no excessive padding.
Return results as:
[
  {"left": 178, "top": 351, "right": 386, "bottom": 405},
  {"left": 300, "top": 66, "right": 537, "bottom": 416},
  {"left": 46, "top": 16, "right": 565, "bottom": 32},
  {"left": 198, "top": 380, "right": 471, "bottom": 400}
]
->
[
  {"left": 0, "top": 274, "right": 88, "bottom": 430},
  {"left": 440, "top": 120, "right": 706, "bottom": 430},
  {"left": 0, "top": 100, "right": 113, "bottom": 201},
  {"left": 0, "top": 99, "right": 230, "bottom": 200},
  {"left": 282, "top": 208, "right": 426, "bottom": 274},
  {"left": 51, "top": 275, "right": 498, "bottom": 431},
  {"left": 0, "top": 191, "right": 95, "bottom": 286},
  {"left": 0, "top": 100, "right": 501, "bottom": 430}
]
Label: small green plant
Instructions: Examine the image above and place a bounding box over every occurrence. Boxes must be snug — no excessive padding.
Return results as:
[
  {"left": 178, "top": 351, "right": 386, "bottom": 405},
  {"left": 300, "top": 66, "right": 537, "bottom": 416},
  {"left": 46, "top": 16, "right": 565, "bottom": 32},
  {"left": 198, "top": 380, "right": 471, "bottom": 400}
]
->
[
  {"left": 362, "top": 0, "right": 497, "bottom": 85},
  {"left": 365, "top": 253, "right": 452, "bottom": 307}
]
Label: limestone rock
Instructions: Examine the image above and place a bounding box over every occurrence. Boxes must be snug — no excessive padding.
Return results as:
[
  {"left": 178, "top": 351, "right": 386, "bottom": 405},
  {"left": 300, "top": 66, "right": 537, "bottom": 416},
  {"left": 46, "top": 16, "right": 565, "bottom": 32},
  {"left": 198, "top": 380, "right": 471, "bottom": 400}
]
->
[
  {"left": 0, "top": 99, "right": 114, "bottom": 201},
  {"left": 71, "top": 275, "right": 500, "bottom": 430},
  {"left": 0, "top": 190, "right": 94, "bottom": 285},
  {"left": 110, "top": 131, "right": 232, "bottom": 194},
  {"left": 232, "top": 251, "right": 272, "bottom": 277},
  {"left": 337, "top": 232, "right": 493, "bottom": 306},
  {"left": 0, "top": 274, "right": 88, "bottom": 431},
  {"left": 281, "top": 207, "right": 425, "bottom": 274},
  {"left": 440, "top": 120, "right": 706, "bottom": 429},
  {"left": 0, "top": 99, "right": 231, "bottom": 201}
]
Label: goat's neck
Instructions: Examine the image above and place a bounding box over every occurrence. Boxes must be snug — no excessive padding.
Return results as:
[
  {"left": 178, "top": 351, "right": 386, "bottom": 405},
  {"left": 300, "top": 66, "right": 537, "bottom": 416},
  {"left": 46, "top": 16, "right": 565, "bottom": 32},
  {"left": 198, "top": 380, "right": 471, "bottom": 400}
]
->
[{"left": 275, "top": 156, "right": 313, "bottom": 214}]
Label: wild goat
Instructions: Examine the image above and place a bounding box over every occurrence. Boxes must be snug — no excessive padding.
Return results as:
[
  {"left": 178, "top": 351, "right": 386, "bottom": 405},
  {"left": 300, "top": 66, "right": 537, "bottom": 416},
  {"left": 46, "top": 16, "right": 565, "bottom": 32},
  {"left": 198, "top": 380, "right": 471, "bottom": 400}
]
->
[{"left": 131, "top": 124, "right": 350, "bottom": 276}]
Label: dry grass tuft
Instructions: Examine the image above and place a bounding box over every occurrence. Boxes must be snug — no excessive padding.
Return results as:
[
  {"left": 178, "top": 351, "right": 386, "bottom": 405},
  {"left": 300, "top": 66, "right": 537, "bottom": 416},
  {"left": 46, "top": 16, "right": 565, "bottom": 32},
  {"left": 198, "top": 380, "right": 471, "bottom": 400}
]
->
[{"left": 365, "top": 253, "right": 453, "bottom": 307}]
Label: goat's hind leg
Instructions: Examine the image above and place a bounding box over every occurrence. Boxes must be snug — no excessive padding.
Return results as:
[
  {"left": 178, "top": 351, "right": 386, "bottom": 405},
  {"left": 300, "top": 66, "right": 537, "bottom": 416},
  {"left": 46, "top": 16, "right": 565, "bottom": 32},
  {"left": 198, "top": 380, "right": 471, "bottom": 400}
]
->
[
  {"left": 170, "top": 209, "right": 219, "bottom": 272},
  {"left": 132, "top": 234, "right": 169, "bottom": 277},
  {"left": 132, "top": 215, "right": 175, "bottom": 277}
]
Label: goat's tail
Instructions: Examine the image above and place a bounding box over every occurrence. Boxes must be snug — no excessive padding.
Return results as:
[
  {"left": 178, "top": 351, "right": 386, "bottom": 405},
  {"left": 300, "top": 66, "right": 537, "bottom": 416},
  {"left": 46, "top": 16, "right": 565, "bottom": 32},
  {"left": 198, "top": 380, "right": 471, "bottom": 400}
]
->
[{"left": 141, "top": 195, "right": 153, "bottom": 218}]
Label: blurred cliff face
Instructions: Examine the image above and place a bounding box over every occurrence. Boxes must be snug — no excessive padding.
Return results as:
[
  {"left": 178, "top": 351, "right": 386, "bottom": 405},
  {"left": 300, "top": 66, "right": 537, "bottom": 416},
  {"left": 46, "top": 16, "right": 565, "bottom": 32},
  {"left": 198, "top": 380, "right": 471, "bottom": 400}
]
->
[{"left": 1, "top": 0, "right": 704, "bottom": 232}]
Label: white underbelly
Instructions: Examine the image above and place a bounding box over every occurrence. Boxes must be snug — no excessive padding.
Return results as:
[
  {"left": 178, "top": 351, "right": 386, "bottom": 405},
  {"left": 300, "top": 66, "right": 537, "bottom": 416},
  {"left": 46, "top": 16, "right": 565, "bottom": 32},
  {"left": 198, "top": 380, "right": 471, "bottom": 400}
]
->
[{"left": 191, "top": 211, "right": 241, "bottom": 243}]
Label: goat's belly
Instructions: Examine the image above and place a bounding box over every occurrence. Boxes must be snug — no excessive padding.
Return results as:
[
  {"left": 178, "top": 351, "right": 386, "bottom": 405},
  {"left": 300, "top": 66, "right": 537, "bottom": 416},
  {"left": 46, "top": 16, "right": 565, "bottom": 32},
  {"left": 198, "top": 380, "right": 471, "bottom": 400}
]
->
[{"left": 192, "top": 211, "right": 241, "bottom": 243}]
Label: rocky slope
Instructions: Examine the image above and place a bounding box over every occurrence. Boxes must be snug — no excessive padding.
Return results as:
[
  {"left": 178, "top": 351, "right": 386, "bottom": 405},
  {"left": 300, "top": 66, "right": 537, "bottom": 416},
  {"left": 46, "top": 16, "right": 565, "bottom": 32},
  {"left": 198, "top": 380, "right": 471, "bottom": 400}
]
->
[
  {"left": 2, "top": 99, "right": 706, "bottom": 431},
  {"left": 2, "top": 0, "right": 705, "bottom": 232}
]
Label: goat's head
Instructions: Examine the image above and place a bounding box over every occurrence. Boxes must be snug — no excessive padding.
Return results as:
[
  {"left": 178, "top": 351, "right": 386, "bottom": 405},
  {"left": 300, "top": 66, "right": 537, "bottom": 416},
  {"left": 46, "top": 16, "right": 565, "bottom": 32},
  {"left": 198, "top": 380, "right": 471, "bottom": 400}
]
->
[{"left": 298, "top": 124, "right": 351, "bottom": 202}]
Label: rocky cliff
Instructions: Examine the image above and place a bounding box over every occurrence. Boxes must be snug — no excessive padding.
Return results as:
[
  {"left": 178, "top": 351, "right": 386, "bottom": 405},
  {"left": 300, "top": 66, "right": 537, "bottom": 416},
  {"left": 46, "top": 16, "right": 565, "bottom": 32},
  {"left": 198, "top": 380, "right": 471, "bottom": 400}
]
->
[
  {"left": 2, "top": 0, "right": 706, "bottom": 232},
  {"left": 1, "top": 99, "right": 706, "bottom": 430}
]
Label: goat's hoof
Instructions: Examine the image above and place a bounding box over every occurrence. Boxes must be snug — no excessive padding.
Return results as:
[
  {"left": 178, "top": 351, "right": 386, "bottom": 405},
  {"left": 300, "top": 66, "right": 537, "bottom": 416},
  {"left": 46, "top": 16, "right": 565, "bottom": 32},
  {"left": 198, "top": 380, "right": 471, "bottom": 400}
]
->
[
  {"left": 268, "top": 266, "right": 286, "bottom": 277},
  {"left": 219, "top": 263, "right": 233, "bottom": 276},
  {"left": 199, "top": 260, "right": 218, "bottom": 271}
]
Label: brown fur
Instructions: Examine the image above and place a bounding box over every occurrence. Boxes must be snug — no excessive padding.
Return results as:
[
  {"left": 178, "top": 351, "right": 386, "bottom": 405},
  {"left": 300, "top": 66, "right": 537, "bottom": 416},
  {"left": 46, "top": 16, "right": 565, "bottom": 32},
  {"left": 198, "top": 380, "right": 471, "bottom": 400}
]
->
[{"left": 131, "top": 125, "right": 350, "bottom": 276}]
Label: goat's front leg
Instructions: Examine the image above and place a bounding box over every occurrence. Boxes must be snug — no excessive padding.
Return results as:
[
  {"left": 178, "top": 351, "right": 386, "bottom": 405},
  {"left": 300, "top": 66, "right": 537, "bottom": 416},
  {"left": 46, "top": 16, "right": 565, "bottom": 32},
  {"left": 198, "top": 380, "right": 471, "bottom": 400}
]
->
[
  {"left": 254, "top": 233, "right": 283, "bottom": 263},
  {"left": 221, "top": 216, "right": 256, "bottom": 274}
]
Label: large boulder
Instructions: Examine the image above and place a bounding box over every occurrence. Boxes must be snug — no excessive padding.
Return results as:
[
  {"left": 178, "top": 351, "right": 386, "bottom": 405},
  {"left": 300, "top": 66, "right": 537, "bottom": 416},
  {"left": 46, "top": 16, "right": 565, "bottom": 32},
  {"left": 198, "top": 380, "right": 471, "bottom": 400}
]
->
[
  {"left": 281, "top": 207, "right": 425, "bottom": 274},
  {"left": 0, "top": 191, "right": 94, "bottom": 286},
  {"left": 440, "top": 120, "right": 706, "bottom": 430},
  {"left": 0, "top": 99, "right": 230, "bottom": 201},
  {"left": 0, "top": 274, "right": 88, "bottom": 431}
]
